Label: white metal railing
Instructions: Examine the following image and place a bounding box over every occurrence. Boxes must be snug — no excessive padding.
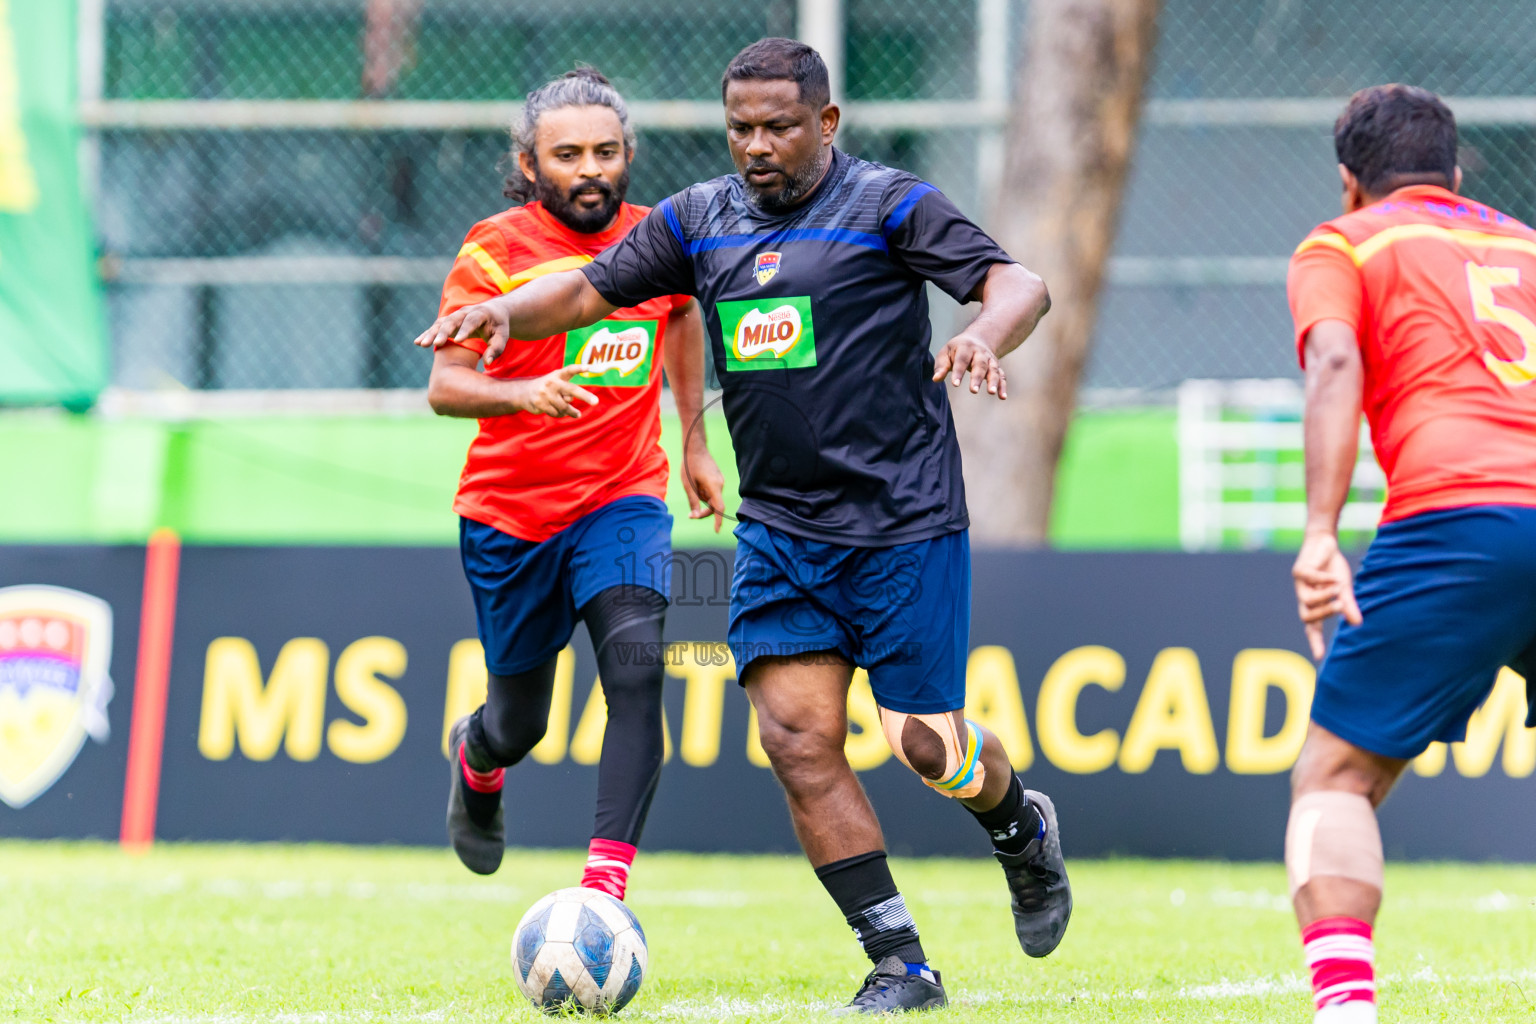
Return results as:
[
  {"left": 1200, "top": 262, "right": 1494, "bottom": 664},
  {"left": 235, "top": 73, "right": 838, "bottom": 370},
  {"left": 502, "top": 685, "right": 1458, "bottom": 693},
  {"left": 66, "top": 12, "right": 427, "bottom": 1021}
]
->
[
  {"left": 100, "top": 253, "right": 1291, "bottom": 288},
  {"left": 76, "top": 98, "right": 1014, "bottom": 132},
  {"left": 78, "top": 95, "right": 1536, "bottom": 132},
  {"left": 103, "top": 255, "right": 452, "bottom": 287},
  {"left": 1178, "top": 379, "right": 1385, "bottom": 551}
]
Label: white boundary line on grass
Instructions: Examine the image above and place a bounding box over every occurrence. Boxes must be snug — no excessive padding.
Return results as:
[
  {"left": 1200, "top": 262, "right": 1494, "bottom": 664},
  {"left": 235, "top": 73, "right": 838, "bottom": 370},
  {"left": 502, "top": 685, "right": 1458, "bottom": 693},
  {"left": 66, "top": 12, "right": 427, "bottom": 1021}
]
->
[
  {"left": 21, "top": 874, "right": 1529, "bottom": 916},
  {"left": 117, "top": 969, "right": 1536, "bottom": 1024}
]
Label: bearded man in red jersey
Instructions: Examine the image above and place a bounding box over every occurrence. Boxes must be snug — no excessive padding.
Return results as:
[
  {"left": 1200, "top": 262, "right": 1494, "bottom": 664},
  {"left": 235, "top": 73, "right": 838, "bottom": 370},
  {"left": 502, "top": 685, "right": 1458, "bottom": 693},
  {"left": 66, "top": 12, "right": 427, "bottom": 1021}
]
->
[{"left": 425, "top": 68, "right": 723, "bottom": 901}]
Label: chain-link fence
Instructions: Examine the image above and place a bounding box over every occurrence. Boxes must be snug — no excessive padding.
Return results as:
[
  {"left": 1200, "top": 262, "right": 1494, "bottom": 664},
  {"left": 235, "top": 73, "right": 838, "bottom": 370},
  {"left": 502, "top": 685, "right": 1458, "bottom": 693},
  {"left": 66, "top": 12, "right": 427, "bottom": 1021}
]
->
[
  {"left": 85, "top": 0, "right": 1536, "bottom": 392},
  {"left": 1091, "top": 0, "right": 1536, "bottom": 390}
]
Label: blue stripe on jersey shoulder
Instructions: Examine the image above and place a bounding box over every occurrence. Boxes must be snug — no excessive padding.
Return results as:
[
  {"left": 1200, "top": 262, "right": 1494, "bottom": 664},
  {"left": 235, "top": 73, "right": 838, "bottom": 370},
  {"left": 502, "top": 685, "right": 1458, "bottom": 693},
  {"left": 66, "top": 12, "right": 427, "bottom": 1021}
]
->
[
  {"left": 881, "top": 182, "right": 937, "bottom": 240},
  {"left": 685, "top": 226, "right": 887, "bottom": 254},
  {"left": 659, "top": 197, "right": 686, "bottom": 245}
]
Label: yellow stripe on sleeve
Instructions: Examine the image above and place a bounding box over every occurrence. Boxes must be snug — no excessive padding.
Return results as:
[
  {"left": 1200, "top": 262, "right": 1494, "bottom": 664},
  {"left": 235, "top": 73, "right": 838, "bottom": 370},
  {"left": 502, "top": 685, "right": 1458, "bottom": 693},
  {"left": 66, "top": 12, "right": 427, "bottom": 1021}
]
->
[
  {"left": 504, "top": 254, "right": 593, "bottom": 289},
  {"left": 454, "top": 244, "right": 593, "bottom": 295},
  {"left": 455, "top": 242, "right": 513, "bottom": 292},
  {"left": 1293, "top": 233, "right": 1359, "bottom": 262}
]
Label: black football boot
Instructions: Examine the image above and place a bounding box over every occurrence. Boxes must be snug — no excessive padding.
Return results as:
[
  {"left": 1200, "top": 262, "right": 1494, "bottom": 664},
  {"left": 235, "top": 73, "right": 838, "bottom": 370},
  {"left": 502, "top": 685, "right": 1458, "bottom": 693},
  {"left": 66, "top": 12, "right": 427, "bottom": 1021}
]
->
[
  {"left": 832, "top": 956, "right": 947, "bottom": 1015},
  {"left": 446, "top": 715, "right": 504, "bottom": 875},
  {"left": 997, "top": 788, "right": 1072, "bottom": 957}
]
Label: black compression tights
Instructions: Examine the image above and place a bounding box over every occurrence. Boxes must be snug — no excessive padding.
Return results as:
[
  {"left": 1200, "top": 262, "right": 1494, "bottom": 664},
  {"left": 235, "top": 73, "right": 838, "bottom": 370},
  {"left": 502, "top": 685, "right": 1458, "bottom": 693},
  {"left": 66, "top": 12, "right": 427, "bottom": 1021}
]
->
[{"left": 466, "top": 585, "right": 668, "bottom": 847}]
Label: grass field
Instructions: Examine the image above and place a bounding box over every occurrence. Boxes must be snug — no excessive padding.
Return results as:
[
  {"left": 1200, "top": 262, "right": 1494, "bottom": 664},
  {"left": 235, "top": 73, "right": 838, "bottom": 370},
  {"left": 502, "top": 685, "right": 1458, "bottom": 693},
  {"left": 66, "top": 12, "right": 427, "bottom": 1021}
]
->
[{"left": 2, "top": 842, "right": 1534, "bottom": 1023}]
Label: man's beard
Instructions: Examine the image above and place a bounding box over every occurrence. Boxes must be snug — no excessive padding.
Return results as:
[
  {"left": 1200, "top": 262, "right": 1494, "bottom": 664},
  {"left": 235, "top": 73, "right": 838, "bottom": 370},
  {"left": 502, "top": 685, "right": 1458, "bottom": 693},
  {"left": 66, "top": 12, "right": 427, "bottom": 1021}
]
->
[
  {"left": 534, "top": 165, "right": 629, "bottom": 233},
  {"left": 742, "top": 149, "right": 829, "bottom": 213}
]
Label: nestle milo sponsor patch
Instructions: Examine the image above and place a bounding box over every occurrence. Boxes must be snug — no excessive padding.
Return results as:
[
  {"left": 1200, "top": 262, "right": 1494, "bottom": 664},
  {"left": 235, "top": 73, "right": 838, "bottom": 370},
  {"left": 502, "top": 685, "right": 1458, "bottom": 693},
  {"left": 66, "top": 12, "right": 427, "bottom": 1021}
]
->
[
  {"left": 563, "top": 319, "right": 658, "bottom": 386},
  {"left": 716, "top": 296, "right": 817, "bottom": 372}
]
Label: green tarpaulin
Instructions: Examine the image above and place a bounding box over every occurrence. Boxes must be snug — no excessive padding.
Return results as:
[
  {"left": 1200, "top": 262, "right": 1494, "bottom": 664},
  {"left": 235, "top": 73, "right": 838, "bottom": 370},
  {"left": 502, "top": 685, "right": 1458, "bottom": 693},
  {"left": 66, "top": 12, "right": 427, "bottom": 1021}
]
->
[{"left": 0, "top": 0, "right": 103, "bottom": 406}]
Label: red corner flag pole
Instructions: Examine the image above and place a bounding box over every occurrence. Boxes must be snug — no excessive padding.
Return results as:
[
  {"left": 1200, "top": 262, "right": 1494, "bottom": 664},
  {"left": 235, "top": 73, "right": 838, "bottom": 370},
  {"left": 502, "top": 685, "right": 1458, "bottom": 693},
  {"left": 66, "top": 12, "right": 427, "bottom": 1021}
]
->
[{"left": 120, "top": 528, "right": 182, "bottom": 854}]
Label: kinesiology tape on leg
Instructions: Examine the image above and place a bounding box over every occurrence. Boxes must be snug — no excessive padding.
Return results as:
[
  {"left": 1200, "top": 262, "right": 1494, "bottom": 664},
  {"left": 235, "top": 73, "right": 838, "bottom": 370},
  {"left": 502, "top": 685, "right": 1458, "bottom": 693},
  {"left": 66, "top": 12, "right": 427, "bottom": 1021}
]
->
[
  {"left": 1285, "top": 791, "right": 1384, "bottom": 897},
  {"left": 879, "top": 710, "right": 985, "bottom": 798}
]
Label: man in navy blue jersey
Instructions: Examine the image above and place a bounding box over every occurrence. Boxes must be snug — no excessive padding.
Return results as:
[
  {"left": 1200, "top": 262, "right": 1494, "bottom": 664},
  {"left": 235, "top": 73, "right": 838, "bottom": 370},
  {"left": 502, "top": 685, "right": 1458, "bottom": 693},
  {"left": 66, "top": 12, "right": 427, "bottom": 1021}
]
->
[{"left": 415, "top": 38, "right": 1067, "bottom": 1014}]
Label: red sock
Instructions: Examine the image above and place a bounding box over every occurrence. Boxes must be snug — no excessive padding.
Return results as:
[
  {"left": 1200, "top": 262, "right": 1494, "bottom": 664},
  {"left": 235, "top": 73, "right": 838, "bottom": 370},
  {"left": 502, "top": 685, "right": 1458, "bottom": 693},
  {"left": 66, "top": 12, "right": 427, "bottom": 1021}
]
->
[
  {"left": 581, "top": 838, "right": 637, "bottom": 900},
  {"left": 459, "top": 744, "right": 504, "bottom": 793},
  {"left": 1302, "top": 916, "right": 1376, "bottom": 1011}
]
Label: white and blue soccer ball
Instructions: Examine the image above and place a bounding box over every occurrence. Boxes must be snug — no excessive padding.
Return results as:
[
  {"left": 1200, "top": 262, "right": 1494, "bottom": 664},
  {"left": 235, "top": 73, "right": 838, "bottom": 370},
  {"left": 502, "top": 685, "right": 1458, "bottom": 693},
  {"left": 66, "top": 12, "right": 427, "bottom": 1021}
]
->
[{"left": 511, "top": 886, "right": 648, "bottom": 1013}]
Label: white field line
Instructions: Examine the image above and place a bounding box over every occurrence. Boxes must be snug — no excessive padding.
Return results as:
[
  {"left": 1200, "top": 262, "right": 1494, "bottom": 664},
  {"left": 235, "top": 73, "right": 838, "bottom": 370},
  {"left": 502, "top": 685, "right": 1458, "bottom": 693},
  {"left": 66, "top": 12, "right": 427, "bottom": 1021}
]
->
[
  {"left": 11, "top": 875, "right": 1533, "bottom": 916},
  {"left": 105, "top": 969, "right": 1536, "bottom": 1024}
]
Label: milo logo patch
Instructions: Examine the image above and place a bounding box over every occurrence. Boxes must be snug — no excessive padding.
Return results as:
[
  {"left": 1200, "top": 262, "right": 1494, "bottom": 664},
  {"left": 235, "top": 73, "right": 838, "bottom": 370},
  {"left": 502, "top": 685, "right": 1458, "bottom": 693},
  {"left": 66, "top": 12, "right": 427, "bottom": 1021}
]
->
[
  {"left": 717, "top": 296, "right": 817, "bottom": 372},
  {"left": 563, "top": 319, "right": 657, "bottom": 387},
  {"left": 736, "top": 305, "right": 802, "bottom": 359}
]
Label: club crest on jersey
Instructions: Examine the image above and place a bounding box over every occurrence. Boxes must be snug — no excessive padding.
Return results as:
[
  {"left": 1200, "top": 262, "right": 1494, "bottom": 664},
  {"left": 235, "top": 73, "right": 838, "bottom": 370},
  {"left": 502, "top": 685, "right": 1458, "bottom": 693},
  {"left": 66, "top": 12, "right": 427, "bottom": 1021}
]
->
[
  {"left": 753, "top": 251, "right": 782, "bottom": 286},
  {"left": 0, "top": 586, "right": 114, "bottom": 809}
]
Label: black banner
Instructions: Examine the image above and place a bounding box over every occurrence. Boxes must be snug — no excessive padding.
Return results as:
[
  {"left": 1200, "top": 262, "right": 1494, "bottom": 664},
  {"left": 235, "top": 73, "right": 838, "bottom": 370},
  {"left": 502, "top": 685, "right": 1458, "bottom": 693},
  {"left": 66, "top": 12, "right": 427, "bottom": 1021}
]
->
[
  {"left": 2, "top": 545, "right": 1532, "bottom": 860},
  {"left": 0, "top": 545, "right": 143, "bottom": 838}
]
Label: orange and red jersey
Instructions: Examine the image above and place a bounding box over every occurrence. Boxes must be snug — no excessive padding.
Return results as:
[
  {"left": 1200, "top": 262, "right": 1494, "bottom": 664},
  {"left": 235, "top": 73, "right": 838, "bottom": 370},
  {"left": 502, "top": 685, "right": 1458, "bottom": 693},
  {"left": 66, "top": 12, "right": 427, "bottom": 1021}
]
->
[
  {"left": 439, "top": 201, "right": 690, "bottom": 542},
  {"left": 1288, "top": 184, "right": 1536, "bottom": 524}
]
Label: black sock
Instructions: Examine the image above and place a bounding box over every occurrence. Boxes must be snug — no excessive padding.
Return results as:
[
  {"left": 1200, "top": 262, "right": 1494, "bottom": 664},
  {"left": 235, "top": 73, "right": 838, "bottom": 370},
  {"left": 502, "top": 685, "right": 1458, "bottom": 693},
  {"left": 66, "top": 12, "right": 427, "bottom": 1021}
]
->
[
  {"left": 968, "top": 774, "right": 1042, "bottom": 859},
  {"left": 464, "top": 708, "right": 500, "bottom": 771},
  {"left": 814, "top": 851, "right": 927, "bottom": 966},
  {"left": 458, "top": 708, "right": 503, "bottom": 828}
]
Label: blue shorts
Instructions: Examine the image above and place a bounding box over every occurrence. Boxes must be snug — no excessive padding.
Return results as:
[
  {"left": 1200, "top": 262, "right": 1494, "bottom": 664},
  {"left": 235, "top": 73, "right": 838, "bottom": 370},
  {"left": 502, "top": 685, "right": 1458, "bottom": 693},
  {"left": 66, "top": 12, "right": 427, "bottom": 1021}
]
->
[
  {"left": 726, "top": 519, "right": 970, "bottom": 715},
  {"left": 1314, "top": 504, "right": 1536, "bottom": 759},
  {"left": 460, "top": 496, "right": 672, "bottom": 675}
]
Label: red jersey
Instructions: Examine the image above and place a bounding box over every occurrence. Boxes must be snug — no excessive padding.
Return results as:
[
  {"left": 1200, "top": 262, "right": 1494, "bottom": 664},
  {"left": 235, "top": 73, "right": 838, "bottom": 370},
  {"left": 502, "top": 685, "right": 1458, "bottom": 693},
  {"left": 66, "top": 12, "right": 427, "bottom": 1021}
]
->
[
  {"left": 1288, "top": 184, "right": 1536, "bottom": 524},
  {"left": 439, "top": 201, "right": 689, "bottom": 542}
]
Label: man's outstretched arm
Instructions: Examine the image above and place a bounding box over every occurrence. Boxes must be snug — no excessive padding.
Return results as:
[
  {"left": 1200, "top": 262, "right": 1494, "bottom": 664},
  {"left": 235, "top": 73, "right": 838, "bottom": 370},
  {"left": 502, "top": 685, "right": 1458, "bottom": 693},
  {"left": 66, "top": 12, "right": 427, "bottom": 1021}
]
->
[
  {"left": 414, "top": 269, "right": 618, "bottom": 363},
  {"left": 932, "top": 262, "right": 1051, "bottom": 399}
]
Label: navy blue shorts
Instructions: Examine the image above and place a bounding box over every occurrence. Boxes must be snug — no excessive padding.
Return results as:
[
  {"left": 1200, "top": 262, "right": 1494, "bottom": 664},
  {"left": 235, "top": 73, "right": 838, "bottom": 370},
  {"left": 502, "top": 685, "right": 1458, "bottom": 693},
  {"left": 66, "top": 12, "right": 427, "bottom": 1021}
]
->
[
  {"left": 726, "top": 519, "right": 970, "bottom": 715},
  {"left": 1314, "top": 504, "right": 1536, "bottom": 759},
  {"left": 460, "top": 496, "right": 672, "bottom": 675}
]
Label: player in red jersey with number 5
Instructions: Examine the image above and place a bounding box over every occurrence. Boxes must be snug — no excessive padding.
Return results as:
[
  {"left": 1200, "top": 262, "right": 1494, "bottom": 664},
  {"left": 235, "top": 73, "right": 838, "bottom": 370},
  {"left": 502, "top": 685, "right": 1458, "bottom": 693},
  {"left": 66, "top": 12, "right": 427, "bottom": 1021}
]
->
[
  {"left": 423, "top": 68, "right": 723, "bottom": 901},
  {"left": 1285, "top": 85, "right": 1536, "bottom": 1024}
]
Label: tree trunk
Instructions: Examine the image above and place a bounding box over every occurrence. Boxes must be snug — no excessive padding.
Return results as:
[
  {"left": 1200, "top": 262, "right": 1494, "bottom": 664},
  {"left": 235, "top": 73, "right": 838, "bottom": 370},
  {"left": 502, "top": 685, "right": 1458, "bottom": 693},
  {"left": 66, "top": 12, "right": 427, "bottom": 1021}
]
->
[{"left": 953, "top": 0, "right": 1160, "bottom": 544}]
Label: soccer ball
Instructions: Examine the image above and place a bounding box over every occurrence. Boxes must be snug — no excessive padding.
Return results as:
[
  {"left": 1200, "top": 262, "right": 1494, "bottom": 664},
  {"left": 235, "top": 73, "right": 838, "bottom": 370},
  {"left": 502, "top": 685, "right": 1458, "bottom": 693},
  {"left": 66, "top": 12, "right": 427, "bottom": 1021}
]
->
[{"left": 511, "top": 886, "right": 648, "bottom": 1013}]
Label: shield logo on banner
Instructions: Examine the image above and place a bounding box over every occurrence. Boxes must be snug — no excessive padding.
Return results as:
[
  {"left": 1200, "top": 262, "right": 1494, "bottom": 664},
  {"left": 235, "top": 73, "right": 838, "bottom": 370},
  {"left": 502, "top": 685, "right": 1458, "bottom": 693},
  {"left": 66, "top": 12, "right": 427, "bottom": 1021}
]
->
[
  {"left": 753, "top": 251, "right": 781, "bottom": 286},
  {"left": 0, "top": 586, "right": 114, "bottom": 809}
]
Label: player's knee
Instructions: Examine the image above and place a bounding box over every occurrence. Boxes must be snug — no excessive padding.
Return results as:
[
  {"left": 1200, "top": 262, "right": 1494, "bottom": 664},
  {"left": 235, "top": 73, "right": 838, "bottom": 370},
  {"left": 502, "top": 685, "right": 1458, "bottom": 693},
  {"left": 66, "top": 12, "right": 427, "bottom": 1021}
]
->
[
  {"left": 888, "top": 719, "right": 947, "bottom": 781},
  {"left": 1290, "top": 735, "right": 1397, "bottom": 807},
  {"left": 879, "top": 709, "right": 985, "bottom": 798},
  {"left": 598, "top": 663, "right": 665, "bottom": 707},
  {"left": 755, "top": 712, "right": 845, "bottom": 783},
  {"left": 480, "top": 711, "right": 548, "bottom": 766}
]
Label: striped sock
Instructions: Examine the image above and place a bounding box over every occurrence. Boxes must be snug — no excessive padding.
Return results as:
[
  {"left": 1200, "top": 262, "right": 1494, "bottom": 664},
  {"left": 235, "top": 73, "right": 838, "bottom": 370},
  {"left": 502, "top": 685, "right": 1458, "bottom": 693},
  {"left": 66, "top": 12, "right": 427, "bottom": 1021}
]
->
[
  {"left": 581, "top": 838, "right": 637, "bottom": 900},
  {"left": 1302, "top": 916, "right": 1376, "bottom": 1017},
  {"left": 457, "top": 744, "right": 503, "bottom": 827},
  {"left": 814, "top": 851, "right": 927, "bottom": 966},
  {"left": 459, "top": 744, "right": 504, "bottom": 792}
]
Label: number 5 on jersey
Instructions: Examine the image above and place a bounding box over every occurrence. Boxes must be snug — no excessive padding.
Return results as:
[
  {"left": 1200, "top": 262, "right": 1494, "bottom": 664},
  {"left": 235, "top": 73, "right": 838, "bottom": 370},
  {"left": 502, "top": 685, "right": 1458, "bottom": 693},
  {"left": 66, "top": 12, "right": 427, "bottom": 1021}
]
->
[{"left": 1466, "top": 261, "right": 1536, "bottom": 387}]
